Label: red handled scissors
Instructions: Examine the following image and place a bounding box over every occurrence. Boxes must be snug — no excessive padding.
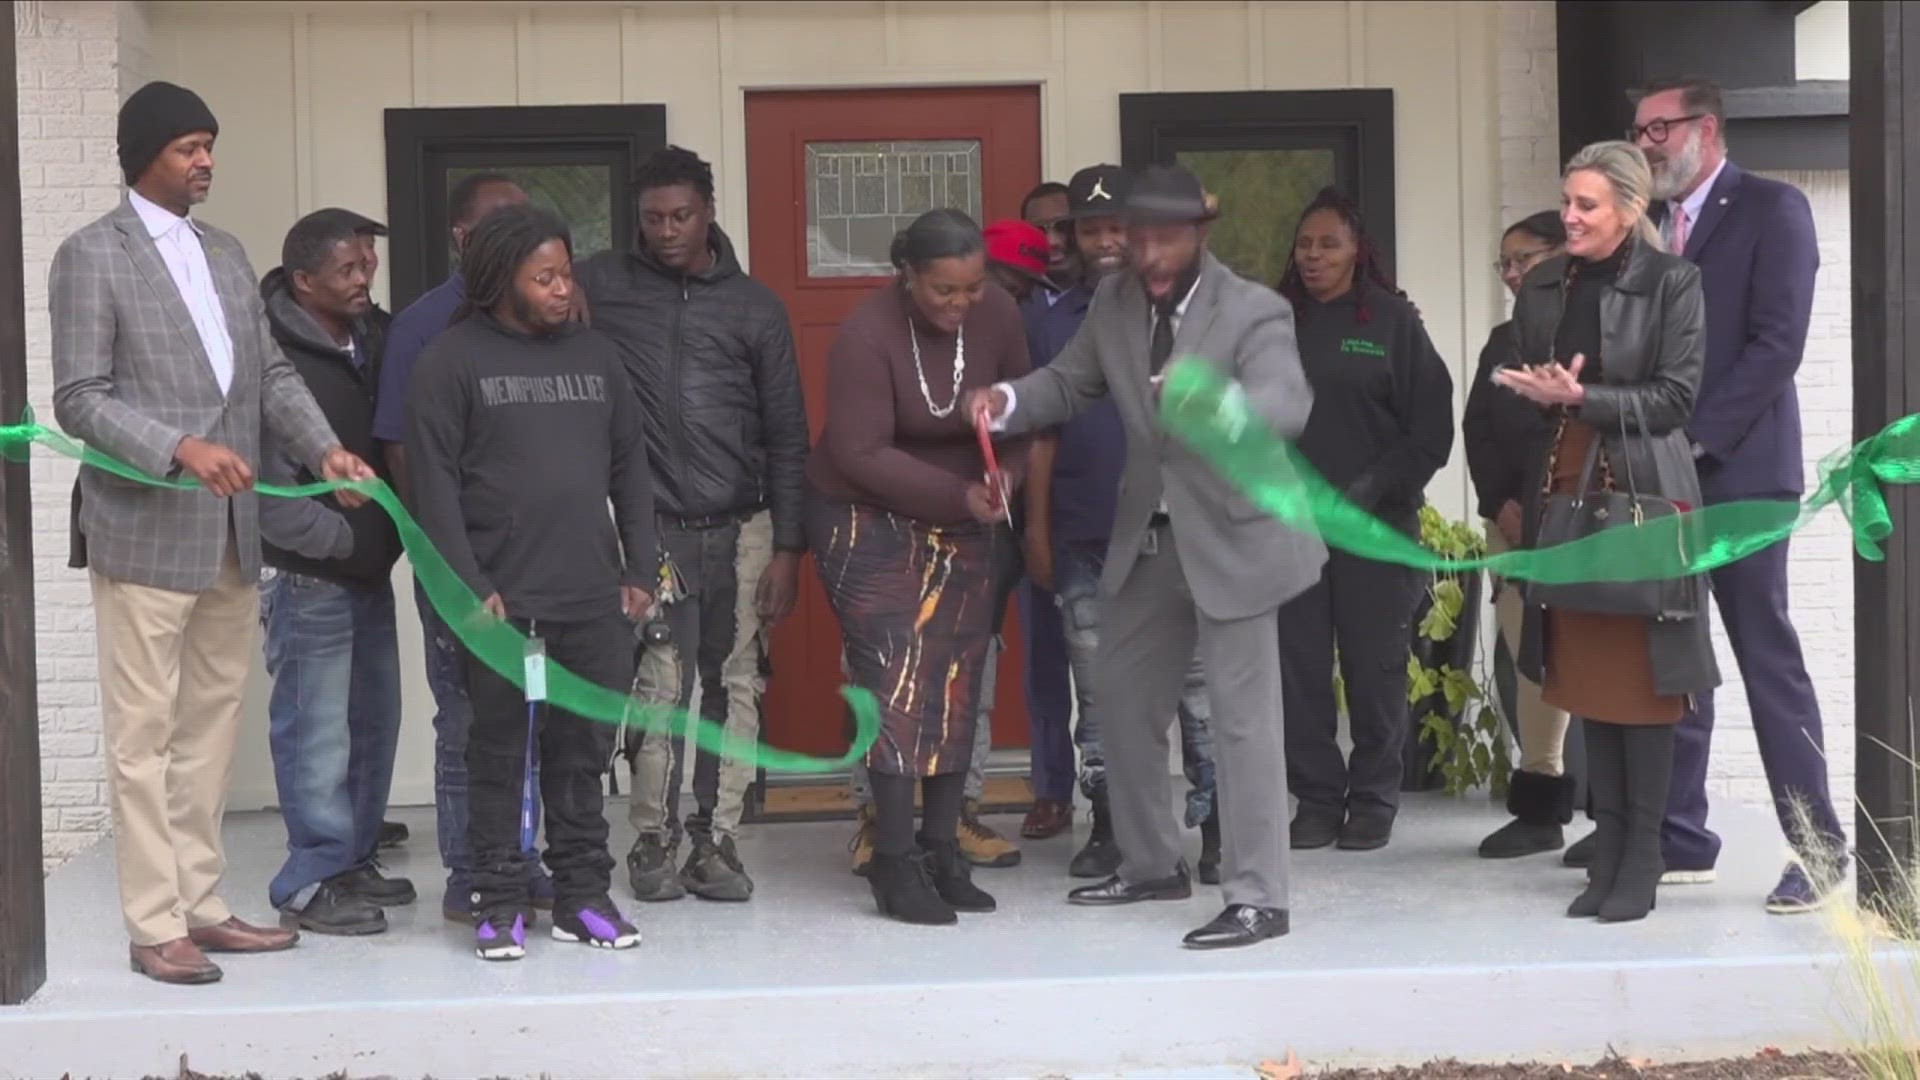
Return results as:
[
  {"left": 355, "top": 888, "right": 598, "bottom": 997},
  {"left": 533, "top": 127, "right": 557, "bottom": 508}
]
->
[{"left": 974, "top": 409, "right": 1015, "bottom": 529}]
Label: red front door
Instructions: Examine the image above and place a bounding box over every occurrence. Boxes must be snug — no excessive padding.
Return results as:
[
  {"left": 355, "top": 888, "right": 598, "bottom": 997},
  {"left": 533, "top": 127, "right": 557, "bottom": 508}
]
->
[{"left": 745, "top": 86, "right": 1043, "bottom": 758}]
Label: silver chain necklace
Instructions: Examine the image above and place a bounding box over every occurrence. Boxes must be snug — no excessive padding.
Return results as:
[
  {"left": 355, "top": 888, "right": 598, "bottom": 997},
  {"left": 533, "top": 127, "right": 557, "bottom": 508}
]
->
[{"left": 907, "top": 319, "right": 965, "bottom": 418}]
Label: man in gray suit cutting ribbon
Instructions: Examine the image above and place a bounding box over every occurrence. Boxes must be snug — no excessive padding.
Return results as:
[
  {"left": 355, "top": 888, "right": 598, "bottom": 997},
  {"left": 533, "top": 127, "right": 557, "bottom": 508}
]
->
[
  {"left": 51, "top": 81, "right": 374, "bottom": 985},
  {"left": 969, "top": 165, "right": 1325, "bottom": 949}
]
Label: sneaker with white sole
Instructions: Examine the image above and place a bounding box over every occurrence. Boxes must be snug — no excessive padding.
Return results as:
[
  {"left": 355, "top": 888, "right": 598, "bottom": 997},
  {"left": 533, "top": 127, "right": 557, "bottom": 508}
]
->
[
  {"left": 474, "top": 912, "right": 527, "bottom": 961},
  {"left": 550, "top": 898, "right": 641, "bottom": 950},
  {"left": 1659, "top": 867, "right": 1718, "bottom": 885}
]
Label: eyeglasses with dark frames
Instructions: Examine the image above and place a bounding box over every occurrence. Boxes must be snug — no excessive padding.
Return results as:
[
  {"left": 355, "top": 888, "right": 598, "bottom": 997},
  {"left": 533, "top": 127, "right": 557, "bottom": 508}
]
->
[{"left": 1627, "top": 114, "right": 1707, "bottom": 145}]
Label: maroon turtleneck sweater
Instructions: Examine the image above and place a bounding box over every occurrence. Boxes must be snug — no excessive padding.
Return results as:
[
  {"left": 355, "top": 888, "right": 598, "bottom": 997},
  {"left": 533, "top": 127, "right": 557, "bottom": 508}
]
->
[{"left": 807, "top": 281, "right": 1032, "bottom": 525}]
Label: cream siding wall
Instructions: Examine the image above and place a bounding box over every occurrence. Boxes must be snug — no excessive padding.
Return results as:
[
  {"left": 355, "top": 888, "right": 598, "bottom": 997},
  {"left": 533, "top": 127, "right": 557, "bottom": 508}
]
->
[{"left": 122, "top": 0, "right": 1542, "bottom": 813}]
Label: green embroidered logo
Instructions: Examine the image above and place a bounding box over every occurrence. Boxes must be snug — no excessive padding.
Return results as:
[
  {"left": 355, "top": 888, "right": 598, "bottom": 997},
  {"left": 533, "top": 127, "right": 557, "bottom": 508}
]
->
[{"left": 1340, "top": 337, "right": 1387, "bottom": 358}]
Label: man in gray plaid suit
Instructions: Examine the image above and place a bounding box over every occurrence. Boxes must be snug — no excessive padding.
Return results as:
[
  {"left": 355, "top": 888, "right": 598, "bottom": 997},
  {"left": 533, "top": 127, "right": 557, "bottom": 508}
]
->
[{"left": 50, "top": 81, "right": 374, "bottom": 985}]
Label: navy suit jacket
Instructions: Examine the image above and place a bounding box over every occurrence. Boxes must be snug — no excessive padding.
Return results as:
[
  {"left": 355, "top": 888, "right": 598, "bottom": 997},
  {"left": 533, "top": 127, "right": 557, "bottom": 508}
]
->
[{"left": 1657, "top": 161, "right": 1819, "bottom": 500}]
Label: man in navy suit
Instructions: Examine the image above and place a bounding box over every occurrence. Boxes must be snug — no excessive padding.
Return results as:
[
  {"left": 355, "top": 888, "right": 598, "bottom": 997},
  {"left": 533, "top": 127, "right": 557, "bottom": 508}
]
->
[{"left": 1632, "top": 75, "right": 1845, "bottom": 913}]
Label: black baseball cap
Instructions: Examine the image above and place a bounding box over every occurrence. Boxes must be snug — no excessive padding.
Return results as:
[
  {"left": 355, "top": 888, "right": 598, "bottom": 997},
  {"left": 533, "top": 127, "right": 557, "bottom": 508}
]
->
[{"left": 1063, "top": 164, "right": 1128, "bottom": 221}]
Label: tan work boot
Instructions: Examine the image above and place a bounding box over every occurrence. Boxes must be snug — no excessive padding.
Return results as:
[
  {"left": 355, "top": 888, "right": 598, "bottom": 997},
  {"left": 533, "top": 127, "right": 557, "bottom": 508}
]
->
[
  {"left": 849, "top": 803, "right": 877, "bottom": 877},
  {"left": 958, "top": 798, "right": 1022, "bottom": 867}
]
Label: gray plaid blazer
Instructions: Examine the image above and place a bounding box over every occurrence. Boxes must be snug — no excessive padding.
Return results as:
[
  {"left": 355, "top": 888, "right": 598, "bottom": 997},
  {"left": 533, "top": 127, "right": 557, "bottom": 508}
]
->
[{"left": 50, "top": 198, "right": 337, "bottom": 592}]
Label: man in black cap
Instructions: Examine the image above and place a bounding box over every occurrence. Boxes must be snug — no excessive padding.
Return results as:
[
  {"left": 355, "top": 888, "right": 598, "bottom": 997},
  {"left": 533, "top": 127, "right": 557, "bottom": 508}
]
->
[
  {"left": 1018, "top": 166, "right": 1221, "bottom": 887},
  {"left": 254, "top": 209, "right": 411, "bottom": 936},
  {"left": 51, "top": 81, "right": 374, "bottom": 983},
  {"left": 969, "top": 165, "right": 1323, "bottom": 949}
]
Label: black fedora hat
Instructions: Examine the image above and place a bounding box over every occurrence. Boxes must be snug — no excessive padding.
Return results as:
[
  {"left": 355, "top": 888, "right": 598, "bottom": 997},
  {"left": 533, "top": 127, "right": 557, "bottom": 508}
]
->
[
  {"left": 1118, "top": 164, "right": 1220, "bottom": 224},
  {"left": 1062, "top": 164, "right": 1128, "bottom": 221}
]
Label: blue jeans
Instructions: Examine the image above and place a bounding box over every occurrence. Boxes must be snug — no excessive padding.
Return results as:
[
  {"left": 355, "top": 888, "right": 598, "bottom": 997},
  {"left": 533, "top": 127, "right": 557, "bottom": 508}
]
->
[
  {"left": 261, "top": 573, "right": 402, "bottom": 910},
  {"left": 417, "top": 579, "right": 544, "bottom": 891},
  {"left": 1056, "top": 543, "right": 1216, "bottom": 824}
]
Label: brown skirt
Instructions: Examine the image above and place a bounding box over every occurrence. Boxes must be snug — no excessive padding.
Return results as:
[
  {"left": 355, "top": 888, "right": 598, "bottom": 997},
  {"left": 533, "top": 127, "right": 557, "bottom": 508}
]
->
[
  {"left": 806, "top": 494, "right": 998, "bottom": 777},
  {"left": 1540, "top": 420, "right": 1684, "bottom": 724}
]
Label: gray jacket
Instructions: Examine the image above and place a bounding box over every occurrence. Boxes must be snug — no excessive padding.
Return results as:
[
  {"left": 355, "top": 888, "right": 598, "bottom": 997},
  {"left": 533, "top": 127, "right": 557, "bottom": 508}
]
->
[
  {"left": 51, "top": 199, "right": 337, "bottom": 592},
  {"left": 1003, "top": 251, "right": 1327, "bottom": 621},
  {"left": 1509, "top": 241, "right": 1722, "bottom": 698}
]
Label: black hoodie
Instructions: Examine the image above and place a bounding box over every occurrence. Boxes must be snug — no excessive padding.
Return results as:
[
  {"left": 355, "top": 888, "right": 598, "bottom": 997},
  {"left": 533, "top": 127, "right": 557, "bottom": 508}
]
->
[
  {"left": 575, "top": 224, "right": 808, "bottom": 549},
  {"left": 257, "top": 267, "right": 403, "bottom": 591},
  {"left": 406, "top": 312, "right": 657, "bottom": 623},
  {"left": 1292, "top": 282, "right": 1456, "bottom": 526}
]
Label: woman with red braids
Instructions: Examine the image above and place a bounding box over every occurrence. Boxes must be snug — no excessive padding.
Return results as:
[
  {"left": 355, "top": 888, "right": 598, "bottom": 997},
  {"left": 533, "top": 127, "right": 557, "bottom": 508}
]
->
[{"left": 1275, "top": 187, "right": 1455, "bottom": 853}]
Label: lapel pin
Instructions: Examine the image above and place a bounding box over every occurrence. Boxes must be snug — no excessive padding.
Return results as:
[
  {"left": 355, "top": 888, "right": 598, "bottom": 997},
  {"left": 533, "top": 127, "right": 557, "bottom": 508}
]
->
[{"left": 1718, "top": 197, "right": 1728, "bottom": 205}]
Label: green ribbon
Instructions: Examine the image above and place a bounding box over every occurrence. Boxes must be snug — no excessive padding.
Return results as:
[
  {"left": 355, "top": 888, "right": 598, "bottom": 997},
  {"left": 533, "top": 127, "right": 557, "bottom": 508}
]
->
[
  {"left": 1157, "top": 356, "right": 1920, "bottom": 579},
  {"left": 0, "top": 406, "right": 879, "bottom": 774}
]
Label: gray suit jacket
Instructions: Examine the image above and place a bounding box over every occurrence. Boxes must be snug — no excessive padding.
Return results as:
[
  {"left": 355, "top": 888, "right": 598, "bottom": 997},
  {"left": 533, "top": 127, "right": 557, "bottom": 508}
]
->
[
  {"left": 1004, "top": 251, "right": 1327, "bottom": 621},
  {"left": 51, "top": 198, "right": 337, "bottom": 592}
]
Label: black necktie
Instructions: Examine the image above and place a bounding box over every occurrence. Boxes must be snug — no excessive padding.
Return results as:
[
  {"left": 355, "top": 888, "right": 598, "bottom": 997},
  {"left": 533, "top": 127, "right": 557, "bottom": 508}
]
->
[{"left": 1150, "top": 308, "right": 1174, "bottom": 375}]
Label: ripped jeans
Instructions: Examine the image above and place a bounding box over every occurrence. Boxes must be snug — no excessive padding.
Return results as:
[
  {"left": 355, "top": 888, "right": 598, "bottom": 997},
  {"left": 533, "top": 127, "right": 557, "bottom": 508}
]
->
[{"left": 1056, "top": 543, "right": 1217, "bottom": 826}]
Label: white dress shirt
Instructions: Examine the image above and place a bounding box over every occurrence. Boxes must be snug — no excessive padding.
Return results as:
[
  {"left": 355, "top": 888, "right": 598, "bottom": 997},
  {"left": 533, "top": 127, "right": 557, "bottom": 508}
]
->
[
  {"left": 1664, "top": 156, "right": 1727, "bottom": 254},
  {"left": 130, "top": 189, "right": 235, "bottom": 396}
]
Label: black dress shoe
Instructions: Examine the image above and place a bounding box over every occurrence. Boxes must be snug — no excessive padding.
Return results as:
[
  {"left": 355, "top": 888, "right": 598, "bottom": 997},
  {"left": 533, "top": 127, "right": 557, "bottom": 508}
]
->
[
  {"left": 1183, "top": 904, "right": 1289, "bottom": 949},
  {"left": 1289, "top": 805, "right": 1343, "bottom": 850},
  {"left": 1337, "top": 809, "right": 1394, "bottom": 851},
  {"left": 378, "top": 820, "right": 409, "bottom": 849},
  {"left": 1066, "top": 863, "right": 1191, "bottom": 906}
]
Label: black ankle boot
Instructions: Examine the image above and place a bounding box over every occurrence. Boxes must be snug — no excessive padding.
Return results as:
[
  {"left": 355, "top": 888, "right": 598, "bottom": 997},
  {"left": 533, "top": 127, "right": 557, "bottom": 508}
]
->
[
  {"left": 866, "top": 851, "right": 957, "bottom": 925},
  {"left": 1569, "top": 724, "right": 1626, "bottom": 919},
  {"left": 919, "top": 835, "right": 996, "bottom": 913},
  {"left": 1198, "top": 808, "right": 1222, "bottom": 885},
  {"left": 1600, "top": 725, "right": 1675, "bottom": 923},
  {"left": 1071, "top": 790, "right": 1123, "bottom": 879},
  {"left": 1479, "top": 770, "right": 1576, "bottom": 859}
]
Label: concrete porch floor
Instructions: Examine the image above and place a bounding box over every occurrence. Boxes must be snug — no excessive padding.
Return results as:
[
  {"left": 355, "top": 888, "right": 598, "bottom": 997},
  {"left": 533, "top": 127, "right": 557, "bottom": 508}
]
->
[{"left": 1, "top": 794, "right": 1871, "bottom": 1079}]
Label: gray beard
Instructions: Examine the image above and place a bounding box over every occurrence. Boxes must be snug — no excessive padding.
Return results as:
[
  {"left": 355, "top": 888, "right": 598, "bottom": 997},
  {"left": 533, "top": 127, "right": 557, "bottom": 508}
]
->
[{"left": 1649, "top": 130, "right": 1705, "bottom": 201}]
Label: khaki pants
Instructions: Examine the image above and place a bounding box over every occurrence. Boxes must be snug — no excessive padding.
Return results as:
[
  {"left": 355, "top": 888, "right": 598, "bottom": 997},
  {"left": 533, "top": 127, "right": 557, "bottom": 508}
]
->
[
  {"left": 1486, "top": 526, "right": 1570, "bottom": 776},
  {"left": 628, "top": 511, "right": 773, "bottom": 841},
  {"left": 93, "top": 548, "right": 257, "bottom": 945}
]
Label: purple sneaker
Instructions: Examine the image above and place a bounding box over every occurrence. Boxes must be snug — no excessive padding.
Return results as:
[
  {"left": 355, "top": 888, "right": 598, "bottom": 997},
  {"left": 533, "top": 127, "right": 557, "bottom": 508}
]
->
[
  {"left": 475, "top": 912, "right": 527, "bottom": 961},
  {"left": 550, "top": 898, "right": 641, "bottom": 950}
]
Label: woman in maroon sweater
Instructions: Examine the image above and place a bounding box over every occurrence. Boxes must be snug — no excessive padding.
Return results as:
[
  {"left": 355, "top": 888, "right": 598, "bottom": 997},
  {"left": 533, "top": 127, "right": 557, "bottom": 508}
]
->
[{"left": 806, "top": 209, "right": 1031, "bottom": 925}]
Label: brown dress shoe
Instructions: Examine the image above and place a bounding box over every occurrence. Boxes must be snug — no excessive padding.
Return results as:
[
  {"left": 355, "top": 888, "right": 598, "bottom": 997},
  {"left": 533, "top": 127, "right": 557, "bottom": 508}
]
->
[
  {"left": 1020, "top": 798, "right": 1074, "bottom": 839},
  {"left": 188, "top": 916, "right": 300, "bottom": 954},
  {"left": 129, "top": 938, "right": 223, "bottom": 985}
]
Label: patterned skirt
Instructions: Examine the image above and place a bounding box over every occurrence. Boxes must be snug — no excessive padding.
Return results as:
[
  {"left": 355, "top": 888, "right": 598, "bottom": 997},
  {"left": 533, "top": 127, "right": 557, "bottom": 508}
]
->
[{"left": 805, "top": 492, "right": 998, "bottom": 777}]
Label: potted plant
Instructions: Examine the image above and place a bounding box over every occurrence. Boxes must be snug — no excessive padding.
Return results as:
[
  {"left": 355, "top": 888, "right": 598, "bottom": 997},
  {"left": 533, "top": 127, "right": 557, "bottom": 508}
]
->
[{"left": 1402, "top": 505, "right": 1512, "bottom": 797}]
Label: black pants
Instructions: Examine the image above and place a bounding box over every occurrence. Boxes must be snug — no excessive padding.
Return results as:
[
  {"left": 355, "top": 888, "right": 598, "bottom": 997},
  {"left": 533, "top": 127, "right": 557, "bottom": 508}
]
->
[
  {"left": 465, "top": 612, "right": 632, "bottom": 914},
  {"left": 1279, "top": 548, "right": 1422, "bottom": 815}
]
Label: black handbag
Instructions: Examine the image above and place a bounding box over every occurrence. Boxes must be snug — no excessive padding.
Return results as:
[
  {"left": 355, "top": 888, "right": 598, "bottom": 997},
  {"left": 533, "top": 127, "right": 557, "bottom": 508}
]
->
[{"left": 1531, "top": 400, "right": 1696, "bottom": 621}]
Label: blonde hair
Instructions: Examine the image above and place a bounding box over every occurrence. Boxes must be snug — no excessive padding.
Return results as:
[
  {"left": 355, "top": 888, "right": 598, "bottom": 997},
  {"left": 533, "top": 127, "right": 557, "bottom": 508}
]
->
[{"left": 1564, "top": 140, "right": 1664, "bottom": 253}]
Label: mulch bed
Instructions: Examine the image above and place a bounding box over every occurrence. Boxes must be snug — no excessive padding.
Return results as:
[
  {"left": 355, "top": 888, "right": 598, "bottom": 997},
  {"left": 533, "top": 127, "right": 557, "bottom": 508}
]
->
[
  {"left": 130, "top": 1049, "right": 1870, "bottom": 1079},
  {"left": 1306, "top": 1050, "right": 1866, "bottom": 1079}
]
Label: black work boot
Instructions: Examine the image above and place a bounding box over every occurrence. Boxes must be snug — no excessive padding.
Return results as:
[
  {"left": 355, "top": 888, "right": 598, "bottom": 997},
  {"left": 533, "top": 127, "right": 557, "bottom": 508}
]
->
[
  {"left": 626, "top": 831, "right": 686, "bottom": 902},
  {"left": 284, "top": 879, "right": 387, "bottom": 936},
  {"left": 1070, "top": 789, "right": 1123, "bottom": 879},
  {"left": 867, "top": 850, "right": 958, "bottom": 925},
  {"left": 1478, "top": 770, "right": 1577, "bottom": 859},
  {"left": 1198, "top": 808, "right": 1222, "bottom": 885},
  {"left": 919, "top": 835, "right": 996, "bottom": 913},
  {"left": 681, "top": 833, "right": 754, "bottom": 902}
]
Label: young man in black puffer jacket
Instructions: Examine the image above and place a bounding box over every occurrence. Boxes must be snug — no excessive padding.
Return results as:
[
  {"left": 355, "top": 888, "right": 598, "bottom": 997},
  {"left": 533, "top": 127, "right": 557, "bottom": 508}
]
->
[
  {"left": 255, "top": 209, "right": 409, "bottom": 936},
  {"left": 575, "top": 146, "right": 809, "bottom": 903}
]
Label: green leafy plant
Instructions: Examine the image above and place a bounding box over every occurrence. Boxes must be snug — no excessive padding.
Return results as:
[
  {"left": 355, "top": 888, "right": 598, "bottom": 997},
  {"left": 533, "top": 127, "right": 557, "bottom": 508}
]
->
[{"left": 1410, "top": 505, "right": 1513, "bottom": 798}]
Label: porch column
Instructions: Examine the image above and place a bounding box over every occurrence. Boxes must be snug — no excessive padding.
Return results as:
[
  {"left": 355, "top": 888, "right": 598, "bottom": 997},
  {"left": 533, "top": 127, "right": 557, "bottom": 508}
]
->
[
  {"left": 0, "top": 7, "right": 48, "bottom": 1006},
  {"left": 1850, "top": 0, "right": 1920, "bottom": 923}
]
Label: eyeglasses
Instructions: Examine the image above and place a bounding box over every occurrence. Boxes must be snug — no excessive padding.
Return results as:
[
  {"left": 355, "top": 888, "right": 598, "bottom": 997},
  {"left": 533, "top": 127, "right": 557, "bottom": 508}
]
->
[
  {"left": 1494, "top": 248, "right": 1553, "bottom": 275},
  {"left": 1626, "top": 114, "right": 1706, "bottom": 145}
]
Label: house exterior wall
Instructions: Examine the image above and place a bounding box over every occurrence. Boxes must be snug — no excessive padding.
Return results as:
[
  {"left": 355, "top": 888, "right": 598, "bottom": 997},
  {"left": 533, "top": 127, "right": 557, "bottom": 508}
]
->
[{"left": 12, "top": 0, "right": 1848, "bottom": 864}]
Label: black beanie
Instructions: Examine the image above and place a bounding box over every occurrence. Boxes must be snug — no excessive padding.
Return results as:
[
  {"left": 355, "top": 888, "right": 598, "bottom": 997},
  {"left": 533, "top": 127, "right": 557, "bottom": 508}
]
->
[{"left": 117, "top": 81, "right": 219, "bottom": 184}]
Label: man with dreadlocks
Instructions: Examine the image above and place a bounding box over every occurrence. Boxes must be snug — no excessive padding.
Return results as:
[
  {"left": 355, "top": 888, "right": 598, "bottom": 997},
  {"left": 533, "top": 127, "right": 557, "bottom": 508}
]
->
[
  {"left": 575, "top": 145, "right": 808, "bottom": 903},
  {"left": 408, "top": 204, "right": 657, "bottom": 960},
  {"left": 1276, "top": 187, "right": 1455, "bottom": 854}
]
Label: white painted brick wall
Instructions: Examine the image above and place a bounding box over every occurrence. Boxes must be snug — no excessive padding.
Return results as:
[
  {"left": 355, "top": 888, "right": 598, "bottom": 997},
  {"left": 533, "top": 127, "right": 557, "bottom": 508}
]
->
[
  {"left": 1496, "top": 1, "right": 1561, "bottom": 234},
  {"left": 15, "top": 0, "right": 145, "bottom": 870}
]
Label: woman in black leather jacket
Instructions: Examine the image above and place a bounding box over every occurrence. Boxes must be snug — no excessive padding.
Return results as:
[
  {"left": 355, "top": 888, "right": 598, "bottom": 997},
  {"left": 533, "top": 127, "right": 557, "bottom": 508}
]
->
[{"left": 1495, "top": 141, "right": 1720, "bottom": 924}]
